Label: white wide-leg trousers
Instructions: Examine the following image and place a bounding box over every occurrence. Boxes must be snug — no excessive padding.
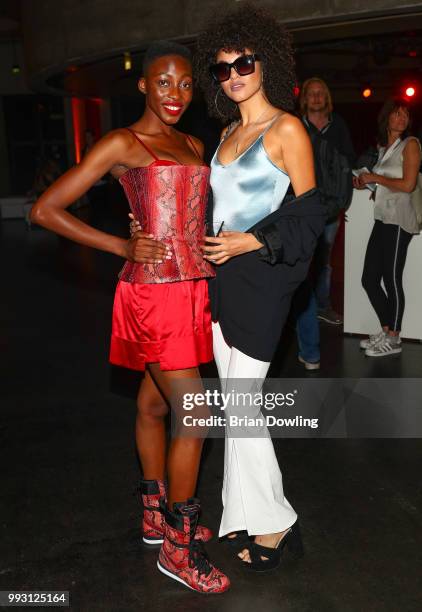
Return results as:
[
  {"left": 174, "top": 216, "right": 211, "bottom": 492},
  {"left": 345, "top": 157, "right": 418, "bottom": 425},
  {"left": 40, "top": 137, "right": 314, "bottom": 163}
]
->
[{"left": 212, "top": 322, "right": 297, "bottom": 537}]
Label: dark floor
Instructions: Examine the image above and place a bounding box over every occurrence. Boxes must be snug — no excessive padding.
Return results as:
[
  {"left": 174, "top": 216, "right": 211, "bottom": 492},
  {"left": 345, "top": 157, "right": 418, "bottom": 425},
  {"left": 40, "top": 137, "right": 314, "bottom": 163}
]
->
[{"left": 1, "top": 212, "right": 422, "bottom": 612}]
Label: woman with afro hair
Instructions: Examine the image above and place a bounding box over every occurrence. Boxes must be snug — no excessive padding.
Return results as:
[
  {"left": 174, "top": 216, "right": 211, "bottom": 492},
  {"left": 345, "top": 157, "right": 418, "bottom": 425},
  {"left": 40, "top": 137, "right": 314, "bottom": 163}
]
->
[{"left": 195, "top": 4, "right": 327, "bottom": 571}]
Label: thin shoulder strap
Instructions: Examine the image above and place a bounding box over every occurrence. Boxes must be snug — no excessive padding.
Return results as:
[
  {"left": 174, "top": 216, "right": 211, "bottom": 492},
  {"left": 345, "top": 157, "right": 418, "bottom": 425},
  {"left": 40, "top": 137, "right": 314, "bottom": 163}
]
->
[
  {"left": 222, "top": 121, "right": 240, "bottom": 142},
  {"left": 186, "top": 135, "right": 202, "bottom": 160},
  {"left": 262, "top": 112, "right": 283, "bottom": 135},
  {"left": 126, "top": 128, "right": 159, "bottom": 161}
]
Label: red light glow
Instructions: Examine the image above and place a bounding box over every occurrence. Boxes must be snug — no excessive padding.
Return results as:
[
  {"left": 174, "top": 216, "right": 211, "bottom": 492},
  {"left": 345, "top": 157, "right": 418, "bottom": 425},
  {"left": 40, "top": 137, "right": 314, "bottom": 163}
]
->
[
  {"left": 71, "top": 98, "right": 84, "bottom": 164},
  {"left": 362, "top": 88, "right": 372, "bottom": 98},
  {"left": 405, "top": 86, "right": 415, "bottom": 97}
]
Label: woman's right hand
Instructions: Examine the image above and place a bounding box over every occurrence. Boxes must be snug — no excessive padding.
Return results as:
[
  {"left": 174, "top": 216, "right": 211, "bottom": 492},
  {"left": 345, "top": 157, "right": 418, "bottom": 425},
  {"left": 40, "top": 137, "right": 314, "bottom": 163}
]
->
[
  {"left": 126, "top": 213, "right": 170, "bottom": 263},
  {"left": 353, "top": 175, "right": 365, "bottom": 189}
]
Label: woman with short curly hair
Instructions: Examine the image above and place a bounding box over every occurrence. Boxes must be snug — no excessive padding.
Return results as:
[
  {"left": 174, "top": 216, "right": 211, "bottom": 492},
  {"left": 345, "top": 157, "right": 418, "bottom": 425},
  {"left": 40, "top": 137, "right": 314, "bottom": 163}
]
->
[{"left": 195, "top": 4, "right": 326, "bottom": 571}]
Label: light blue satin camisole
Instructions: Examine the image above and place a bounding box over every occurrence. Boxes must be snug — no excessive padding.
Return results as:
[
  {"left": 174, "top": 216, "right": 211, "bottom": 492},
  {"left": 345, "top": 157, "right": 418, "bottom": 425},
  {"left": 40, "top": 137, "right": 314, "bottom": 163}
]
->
[{"left": 210, "top": 118, "right": 291, "bottom": 232}]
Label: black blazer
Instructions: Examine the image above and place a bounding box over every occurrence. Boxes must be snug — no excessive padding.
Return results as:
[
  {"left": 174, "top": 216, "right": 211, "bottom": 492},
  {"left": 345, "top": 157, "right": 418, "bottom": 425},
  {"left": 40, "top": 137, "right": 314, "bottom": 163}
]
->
[{"left": 208, "top": 188, "right": 326, "bottom": 361}]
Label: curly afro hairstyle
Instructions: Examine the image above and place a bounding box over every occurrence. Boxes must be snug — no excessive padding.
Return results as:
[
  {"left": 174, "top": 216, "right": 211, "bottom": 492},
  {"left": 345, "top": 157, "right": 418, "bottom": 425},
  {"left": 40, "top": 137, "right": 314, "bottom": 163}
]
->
[{"left": 194, "top": 3, "right": 296, "bottom": 124}]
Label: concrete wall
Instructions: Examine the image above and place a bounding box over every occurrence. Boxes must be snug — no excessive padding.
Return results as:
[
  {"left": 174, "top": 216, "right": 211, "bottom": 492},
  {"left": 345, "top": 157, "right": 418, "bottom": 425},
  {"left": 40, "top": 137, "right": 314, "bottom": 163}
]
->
[{"left": 21, "top": 0, "right": 422, "bottom": 88}]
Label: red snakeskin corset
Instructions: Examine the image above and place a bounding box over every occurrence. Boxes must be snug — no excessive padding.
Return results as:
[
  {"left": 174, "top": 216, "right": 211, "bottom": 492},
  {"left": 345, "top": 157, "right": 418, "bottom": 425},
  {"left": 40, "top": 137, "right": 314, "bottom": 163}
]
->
[{"left": 118, "top": 161, "right": 215, "bottom": 284}]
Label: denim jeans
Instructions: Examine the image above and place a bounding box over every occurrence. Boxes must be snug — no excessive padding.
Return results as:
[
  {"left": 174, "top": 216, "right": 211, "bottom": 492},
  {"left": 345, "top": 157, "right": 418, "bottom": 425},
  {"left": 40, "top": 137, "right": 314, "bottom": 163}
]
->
[
  {"left": 294, "top": 282, "right": 320, "bottom": 363},
  {"left": 314, "top": 217, "right": 340, "bottom": 310}
]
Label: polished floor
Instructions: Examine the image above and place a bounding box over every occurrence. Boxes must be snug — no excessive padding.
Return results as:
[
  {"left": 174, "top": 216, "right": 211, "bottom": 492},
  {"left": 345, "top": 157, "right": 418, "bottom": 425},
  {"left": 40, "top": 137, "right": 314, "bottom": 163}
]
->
[{"left": 1, "top": 210, "right": 421, "bottom": 612}]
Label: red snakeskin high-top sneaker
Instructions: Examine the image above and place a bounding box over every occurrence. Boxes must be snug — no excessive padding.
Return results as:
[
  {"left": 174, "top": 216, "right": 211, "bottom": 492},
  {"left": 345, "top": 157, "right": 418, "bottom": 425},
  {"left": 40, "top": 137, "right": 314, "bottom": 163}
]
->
[
  {"left": 157, "top": 498, "right": 230, "bottom": 594},
  {"left": 140, "top": 479, "right": 212, "bottom": 545}
]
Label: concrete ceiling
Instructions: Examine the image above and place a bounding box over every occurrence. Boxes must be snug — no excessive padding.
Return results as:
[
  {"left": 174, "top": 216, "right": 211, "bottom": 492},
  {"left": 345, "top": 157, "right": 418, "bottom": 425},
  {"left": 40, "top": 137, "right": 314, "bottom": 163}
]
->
[
  {"left": 49, "top": 15, "right": 422, "bottom": 104},
  {"left": 2, "top": 1, "right": 422, "bottom": 103}
]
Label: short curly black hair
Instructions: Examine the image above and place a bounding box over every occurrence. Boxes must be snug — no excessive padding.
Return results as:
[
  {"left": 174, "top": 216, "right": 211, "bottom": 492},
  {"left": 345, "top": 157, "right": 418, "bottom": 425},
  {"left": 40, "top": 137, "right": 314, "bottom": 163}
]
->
[
  {"left": 194, "top": 3, "right": 296, "bottom": 124},
  {"left": 143, "top": 40, "right": 192, "bottom": 75}
]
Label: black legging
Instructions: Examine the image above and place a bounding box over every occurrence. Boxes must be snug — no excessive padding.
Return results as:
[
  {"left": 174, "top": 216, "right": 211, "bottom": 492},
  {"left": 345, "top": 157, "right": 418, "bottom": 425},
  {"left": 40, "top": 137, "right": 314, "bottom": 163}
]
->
[{"left": 361, "top": 220, "right": 412, "bottom": 332}]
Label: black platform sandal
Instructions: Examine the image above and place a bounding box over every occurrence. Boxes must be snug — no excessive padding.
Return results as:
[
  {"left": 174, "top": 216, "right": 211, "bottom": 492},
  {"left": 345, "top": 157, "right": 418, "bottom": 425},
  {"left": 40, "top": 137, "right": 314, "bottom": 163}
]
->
[
  {"left": 222, "top": 530, "right": 251, "bottom": 551},
  {"left": 240, "top": 522, "right": 304, "bottom": 572}
]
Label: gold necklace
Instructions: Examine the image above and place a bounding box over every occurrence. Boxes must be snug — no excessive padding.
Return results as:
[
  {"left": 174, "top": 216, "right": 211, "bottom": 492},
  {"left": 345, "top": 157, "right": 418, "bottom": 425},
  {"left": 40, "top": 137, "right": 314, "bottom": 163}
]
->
[{"left": 233, "top": 108, "right": 275, "bottom": 154}]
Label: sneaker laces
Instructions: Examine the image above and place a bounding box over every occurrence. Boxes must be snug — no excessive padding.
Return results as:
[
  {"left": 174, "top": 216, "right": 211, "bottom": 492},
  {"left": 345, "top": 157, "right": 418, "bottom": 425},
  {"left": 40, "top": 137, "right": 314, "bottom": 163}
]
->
[
  {"left": 370, "top": 331, "right": 384, "bottom": 341},
  {"left": 176, "top": 499, "right": 212, "bottom": 576},
  {"left": 188, "top": 538, "right": 213, "bottom": 577}
]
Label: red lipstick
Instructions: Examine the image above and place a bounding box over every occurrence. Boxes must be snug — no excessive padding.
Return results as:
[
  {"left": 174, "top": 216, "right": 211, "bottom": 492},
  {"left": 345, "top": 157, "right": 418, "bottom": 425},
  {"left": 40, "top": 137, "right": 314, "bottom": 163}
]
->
[{"left": 162, "top": 103, "right": 183, "bottom": 116}]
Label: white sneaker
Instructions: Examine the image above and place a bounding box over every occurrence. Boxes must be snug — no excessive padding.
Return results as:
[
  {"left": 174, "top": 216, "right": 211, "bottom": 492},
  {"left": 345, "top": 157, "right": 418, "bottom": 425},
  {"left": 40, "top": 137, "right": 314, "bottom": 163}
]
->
[
  {"left": 298, "top": 355, "right": 320, "bottom": 370},
  {"left": 365, "top": 336, "right": 402, "bottom": 357},
  {"left": 360, "top": 331, "right": 386, "bottom": 350}
]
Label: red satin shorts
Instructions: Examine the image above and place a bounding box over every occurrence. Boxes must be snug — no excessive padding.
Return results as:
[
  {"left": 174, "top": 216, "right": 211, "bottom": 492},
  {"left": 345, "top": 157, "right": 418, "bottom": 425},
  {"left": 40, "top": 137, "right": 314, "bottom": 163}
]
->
[{"left": 109, "top": 279, "right": 212, "bottom": 371}]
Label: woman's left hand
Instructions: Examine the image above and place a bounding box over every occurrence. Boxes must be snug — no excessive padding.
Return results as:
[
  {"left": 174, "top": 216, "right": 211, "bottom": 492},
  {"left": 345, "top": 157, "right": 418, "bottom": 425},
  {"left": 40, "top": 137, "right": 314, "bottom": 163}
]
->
[{"left": 201, "top": 231, "right": 263, "bottom": 265}]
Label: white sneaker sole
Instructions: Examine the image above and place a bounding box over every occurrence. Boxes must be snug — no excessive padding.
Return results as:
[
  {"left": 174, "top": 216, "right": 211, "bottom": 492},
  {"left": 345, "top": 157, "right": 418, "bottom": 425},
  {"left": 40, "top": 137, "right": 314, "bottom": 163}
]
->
[
  {"left": 157, "top": 560, "right": 229, "bottom": 594},
  {"left": 298, "top": 356, "right": 320, "bottom": 370},
  {"left": 142, "top": 536, "right": 163, "bottom": 545},
  {"left": 157, "top": 560, "right": 197, "bottom": 592},
  {"left": 365, "top": 347, "right": 402, "bottom": 357}
]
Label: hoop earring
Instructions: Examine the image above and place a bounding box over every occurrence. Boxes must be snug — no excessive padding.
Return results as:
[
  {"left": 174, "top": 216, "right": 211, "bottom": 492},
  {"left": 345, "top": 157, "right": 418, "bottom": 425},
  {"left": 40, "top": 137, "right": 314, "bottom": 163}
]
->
[
  {"left": 214, "top": 88, "right": 225, "bottom": 118},
  {"left": 214, "top": 87, "right": 237, "bottom": 118}
]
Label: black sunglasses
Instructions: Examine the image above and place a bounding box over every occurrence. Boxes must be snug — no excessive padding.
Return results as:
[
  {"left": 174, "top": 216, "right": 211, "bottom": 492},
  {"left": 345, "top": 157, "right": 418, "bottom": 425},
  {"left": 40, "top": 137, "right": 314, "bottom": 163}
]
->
[{"left": 209, "top": 54, "right": 261, "bottom": 83}]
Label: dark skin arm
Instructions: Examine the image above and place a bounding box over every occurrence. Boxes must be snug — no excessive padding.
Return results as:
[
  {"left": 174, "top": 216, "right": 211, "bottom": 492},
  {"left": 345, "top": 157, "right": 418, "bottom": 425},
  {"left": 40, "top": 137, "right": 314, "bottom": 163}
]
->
[{"left": 30, "top": 129, "right": 169, "bottom": 263}]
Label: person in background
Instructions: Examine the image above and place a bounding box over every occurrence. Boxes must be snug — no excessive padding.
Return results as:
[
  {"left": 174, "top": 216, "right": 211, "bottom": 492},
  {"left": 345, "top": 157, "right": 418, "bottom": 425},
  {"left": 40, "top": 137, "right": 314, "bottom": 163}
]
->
[
  {"left": 355, "top": 98, "right": 420, "bottom": 357},
  {"left": 294, "top": 280, "right": 321, "bottom": 370},
  {"left": 300, "top": 77, "right": 356, "bottom": 325}
]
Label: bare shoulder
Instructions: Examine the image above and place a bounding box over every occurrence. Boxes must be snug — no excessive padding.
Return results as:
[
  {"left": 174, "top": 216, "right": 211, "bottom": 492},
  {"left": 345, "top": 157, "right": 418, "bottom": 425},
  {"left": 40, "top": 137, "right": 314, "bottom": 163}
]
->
[
  {"left": 404, "top": 137, "right": 421, "bottom": 155},
  {"left": 84, "top": 128, "right": 134, "bottom": 159},
  {"left": 78, "top": 128, "right": 138, "bottom": 175},
  {"left": 273, "top": 112, "right": 307, "bottom": 138},
  {"left": 101, "top": 128, "right": 136, "bottom": 151}
]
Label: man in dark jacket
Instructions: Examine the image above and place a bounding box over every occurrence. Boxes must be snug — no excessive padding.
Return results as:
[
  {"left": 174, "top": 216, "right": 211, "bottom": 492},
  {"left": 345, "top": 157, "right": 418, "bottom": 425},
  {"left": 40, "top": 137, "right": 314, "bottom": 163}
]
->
[
  {"left": 300, "top": 77, "right": 356, "bottom": 326},
  {"left": 292, "top": 78, "right": 356, "bottom": 370}
]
